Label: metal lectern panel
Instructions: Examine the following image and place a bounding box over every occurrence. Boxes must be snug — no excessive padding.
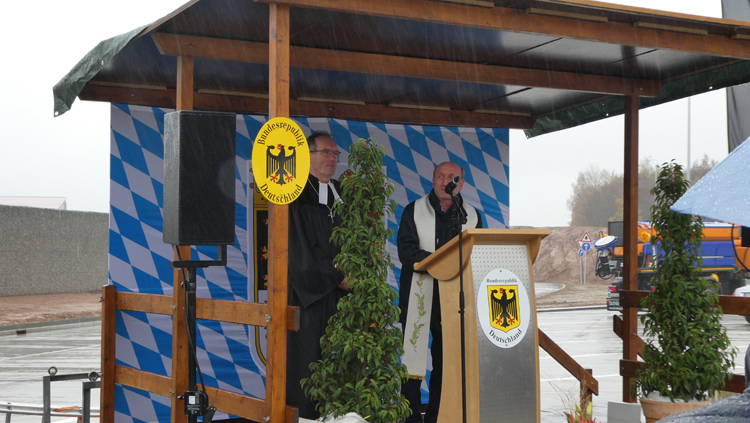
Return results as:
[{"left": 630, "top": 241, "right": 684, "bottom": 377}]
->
[{"left": 471, "top": 244, "right": 538, "bottom": 423}]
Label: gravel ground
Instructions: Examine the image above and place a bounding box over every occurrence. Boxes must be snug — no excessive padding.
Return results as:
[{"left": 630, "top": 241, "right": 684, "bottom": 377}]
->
[
  {"left": 0, "top": 292, "right": 102, "bottom": 326},
  {"left": 0, "top": 282, "right": 607, "bottom": 327}
]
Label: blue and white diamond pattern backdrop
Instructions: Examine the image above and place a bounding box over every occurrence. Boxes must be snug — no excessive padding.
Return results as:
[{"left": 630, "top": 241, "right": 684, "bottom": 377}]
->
[{"left": 109, "top": 104, "right": 509, "bottom": 422}]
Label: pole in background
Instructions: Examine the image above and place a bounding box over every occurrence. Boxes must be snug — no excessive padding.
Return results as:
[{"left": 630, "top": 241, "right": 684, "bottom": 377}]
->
[
  {"left": 578, "top": 248, "right": 584, "bottom": 285},
  {"left": 685, "top": 97, "right": 692, "bottom": 182}
]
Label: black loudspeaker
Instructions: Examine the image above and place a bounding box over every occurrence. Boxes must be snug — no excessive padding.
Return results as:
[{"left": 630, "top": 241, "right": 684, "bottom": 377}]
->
[{"left": 163, "top": 111, "right": 236, "bottom": 245}]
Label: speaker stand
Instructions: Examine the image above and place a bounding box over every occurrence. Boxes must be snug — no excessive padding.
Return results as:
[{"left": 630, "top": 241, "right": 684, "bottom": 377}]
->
[{"left": 170, "top": 245, "right": 227, "bottom": 423}]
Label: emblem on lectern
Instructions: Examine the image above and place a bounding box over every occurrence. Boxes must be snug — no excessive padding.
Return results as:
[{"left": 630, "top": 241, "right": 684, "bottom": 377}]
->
[
  {"left": 488, "top": 286, "right": 520, "bottom": 332},
  {"left": 477, "top": 269, "right": 530, "bottom": 349}
]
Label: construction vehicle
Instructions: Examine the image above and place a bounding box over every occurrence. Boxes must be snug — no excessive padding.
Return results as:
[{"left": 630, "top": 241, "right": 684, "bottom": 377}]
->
[{"left": 597, "top": 221, "right": 750, "bottom": 311}]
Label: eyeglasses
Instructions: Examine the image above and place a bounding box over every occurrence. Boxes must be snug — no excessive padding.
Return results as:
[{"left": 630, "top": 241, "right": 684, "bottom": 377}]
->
[{"left": 310, "top": 149, "right": 341, "bottom": 158}]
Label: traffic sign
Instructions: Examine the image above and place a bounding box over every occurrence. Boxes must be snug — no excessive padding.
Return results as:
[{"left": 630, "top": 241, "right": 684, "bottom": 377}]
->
[
  {"left": 582, "top": 242, "right": 591, "bottom": 252},
  {"left": 578, "top": 249, "right": 584, "bottom": 257},
  {"left": 579, "top": 231, "right": 592, "bottom": 243}
]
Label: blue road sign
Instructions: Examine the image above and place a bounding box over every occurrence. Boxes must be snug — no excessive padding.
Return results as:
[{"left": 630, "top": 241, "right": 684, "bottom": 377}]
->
[
  {"left": 582, "top": 242, "right": 591, "bottom": 252},
  {"left": 578, "top": 249, "right": 584, "bottom": 257}
]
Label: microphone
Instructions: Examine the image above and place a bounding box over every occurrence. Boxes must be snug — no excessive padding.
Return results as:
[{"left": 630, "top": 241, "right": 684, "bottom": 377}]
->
[{"left": 444, "top": 176, "right": 461, "bottom": 195}]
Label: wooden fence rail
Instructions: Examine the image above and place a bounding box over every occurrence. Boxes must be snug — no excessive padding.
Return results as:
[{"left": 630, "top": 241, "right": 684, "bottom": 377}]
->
[
  {"left": 538, "top": 328, "right": 599, "bottom": 412},
  {"left": 100, "top": 285, "right": 300, "bottom": 423},
  {"left": 616, "top": 290, "right": 750, "bottom": 394}
]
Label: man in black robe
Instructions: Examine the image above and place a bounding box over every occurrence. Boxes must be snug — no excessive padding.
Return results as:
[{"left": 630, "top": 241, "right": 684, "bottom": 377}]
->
[
  {"left": 398, "top": 162, "right": 482, "bottom": 423},
  {"left": 286, "top": 131, "right": 351, "bottom": 419}
]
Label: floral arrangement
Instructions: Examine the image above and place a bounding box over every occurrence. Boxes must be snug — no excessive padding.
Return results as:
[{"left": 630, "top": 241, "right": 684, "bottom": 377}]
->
[{"left": 564, "top": 402, "right": 595, "bottom": 423}]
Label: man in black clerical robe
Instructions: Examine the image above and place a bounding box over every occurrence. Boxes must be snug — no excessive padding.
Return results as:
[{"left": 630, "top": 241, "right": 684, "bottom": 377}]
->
[{"left": 286, "top": 131, "right": 350, "bottom": 419}]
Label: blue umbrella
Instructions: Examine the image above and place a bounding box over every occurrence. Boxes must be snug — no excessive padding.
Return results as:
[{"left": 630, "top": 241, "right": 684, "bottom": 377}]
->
[{"left": 671, "top": 137, "right": 750, "bottom": 227}]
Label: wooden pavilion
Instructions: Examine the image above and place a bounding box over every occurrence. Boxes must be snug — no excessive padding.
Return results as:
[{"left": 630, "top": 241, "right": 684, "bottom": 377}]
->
[{"left": 54, "top": 0, "right": 750, "bottom": 422}]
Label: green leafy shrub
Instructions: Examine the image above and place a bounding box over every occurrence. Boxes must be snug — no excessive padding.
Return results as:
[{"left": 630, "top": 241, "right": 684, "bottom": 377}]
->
[
  {"left": 302, "top": 139, "right": 410, "bottom": 423},
  {"left": 634, "top": 161, "right": 736, "bottom": 402}
]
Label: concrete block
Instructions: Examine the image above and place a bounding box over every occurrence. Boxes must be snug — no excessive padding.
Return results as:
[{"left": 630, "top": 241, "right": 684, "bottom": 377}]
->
[{"left": 608, "top": 400, "right": 644, "bottom": 423}]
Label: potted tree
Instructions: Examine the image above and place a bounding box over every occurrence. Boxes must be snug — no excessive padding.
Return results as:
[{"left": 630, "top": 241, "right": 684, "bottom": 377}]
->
[
  {"left": 635, "top": 161, "right": 736, "bottom": 423},
  {"left": 302, "top": 139, "right": 410, "bottom": 423}
]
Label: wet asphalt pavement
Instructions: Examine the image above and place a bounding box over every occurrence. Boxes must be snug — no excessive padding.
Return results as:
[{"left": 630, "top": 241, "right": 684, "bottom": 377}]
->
[
  {"left": 1, "top": 309, "right": 748, "bottom": 423},
  {"left": 538, "top": 309, "right": 750, "bottom": 423},
  {"left": 0, "top": 321, "right": 101, "bottom": 423}
]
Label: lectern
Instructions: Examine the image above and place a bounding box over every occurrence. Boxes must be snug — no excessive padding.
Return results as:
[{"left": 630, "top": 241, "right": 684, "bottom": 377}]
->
[{"left": 414, "top": 228, "right": 550, "bottom": 423}]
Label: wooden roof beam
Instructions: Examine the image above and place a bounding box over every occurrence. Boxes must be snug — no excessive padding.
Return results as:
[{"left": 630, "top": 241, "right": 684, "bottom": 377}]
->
[
  {"left": 255, "top": 0, "right": 750, "bottom": 60},
  {"left": 152, "top": 33, "right": 661, "bottom": 97},
  {"left": 78, "top": 84, "right": 537, "bottom": 129}
]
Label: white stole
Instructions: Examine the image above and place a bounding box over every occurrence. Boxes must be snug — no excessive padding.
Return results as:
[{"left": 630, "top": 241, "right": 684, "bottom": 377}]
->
[{"left": 401, "top": 195, "right": 478, "bottom": 379}]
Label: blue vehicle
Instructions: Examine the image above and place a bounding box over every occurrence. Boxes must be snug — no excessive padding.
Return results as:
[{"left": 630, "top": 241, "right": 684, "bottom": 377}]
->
[{"left": 598, "top": 221, "right": 750, "bottom": 311}]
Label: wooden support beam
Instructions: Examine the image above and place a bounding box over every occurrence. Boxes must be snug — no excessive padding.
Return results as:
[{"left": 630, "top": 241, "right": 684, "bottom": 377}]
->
[
  {"left": 196, "top": 298, "right": 296, "bottom": 329},
  {"left": 256, "top": 0, "right": 750, "bottom": 60},
  {"left": 116, "top": 292, "right": 300, "bottom": 330},
  {"left": 201, "top": 91, "right": 535, "bottom": 129},
  {"left": 618, "top": 290, "right": 648, "bottom": 309},
  {"left": 266, "top": 4, "right": 293, "bottom": 423},
  {"left": 117, "top": 292, "right": 173, "bottom": 315},
  {"left": 176, "top": 56, "right": 194, "bottom": 111},
  {"left": 620, "top": 290, "right": 750, "bottom": 316},
  {"left": 527, "top": 7, "right": 608, "bottom": 23},
  {"left": 538, "top": 329, "right": 599, "bottom": 396},
  {"left": 116, "top": 365, "right": 172, "bottom": 397},
  {"left": 152, "top": 33, "right": 661, "bottom": 97},
  {"left": 581, "top": 368, "right": 594, "bottom": 416},
  {"left": 203, "top": 384, "right": 267, "bottom": 422},
  {"left": 717, "top": 295, "right": 750, "bottom": 315},
  {"left": 619, "top": 359, "right": 646, "bottom": 378},
  {"left": 115, "top": 366, "right": 300, "bottom": 421},
  {"left": 171, "top": 54, "right": 194, "bottom": 423},
  {"left": 170, "top": 259, "right": 190, "bottom": 423},
  {"left": 620, "top": 359, "right": 746, "bottom": 393},
  {"left": 100, "top": 285, "right": 117, "bottom": 423},
  {"left": 723, "top": 373, "right": 748, "bottom": 393},
  {"left": 621, "top": 94, "right": 639, "bottom": 404},
  {"left": 78, "top": 85, "right": 536, "bottom": 129},
  {"left": 612, "top": 314, "right": 644, "bottom": 359}
]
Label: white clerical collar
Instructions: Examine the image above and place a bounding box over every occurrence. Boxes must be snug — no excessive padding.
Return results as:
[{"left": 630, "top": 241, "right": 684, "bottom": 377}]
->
[{"left": 318, "top": 181, "right": 341, "bottom": 205}]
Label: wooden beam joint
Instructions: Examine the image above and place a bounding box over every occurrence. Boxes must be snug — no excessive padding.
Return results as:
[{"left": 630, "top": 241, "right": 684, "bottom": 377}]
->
[
  {"left": 255, "top": 0, "right": 750, "bottom": 60},
  {"left": 79, "top": 84, "right": 536, "bottom": 129},
  {"left": 538, "top": 329, "right": 599, "bottom": 396},
  {"left": 151, "top": 32, "right": 662, "bottom": 97}
]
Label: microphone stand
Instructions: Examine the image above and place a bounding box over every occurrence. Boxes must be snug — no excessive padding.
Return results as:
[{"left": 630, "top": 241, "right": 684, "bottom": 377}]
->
[{"left": 449, "top": 192, "right": 468, "bottom": 423}]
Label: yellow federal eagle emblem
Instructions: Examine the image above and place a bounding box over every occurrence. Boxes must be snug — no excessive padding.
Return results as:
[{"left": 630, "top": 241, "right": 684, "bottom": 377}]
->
[
  {"left": 266, "top": 143, "right": 297, "bottom": 185},
  {"left": 488, "top": 285, "right": 520, "bottom": 332},
  {"left": 251, "top": 117, "right": 310, "bottom": 204}
]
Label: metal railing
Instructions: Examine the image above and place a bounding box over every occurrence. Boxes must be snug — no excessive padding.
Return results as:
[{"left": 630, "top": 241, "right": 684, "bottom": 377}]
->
[
  {"left": 0, "top": 402, "right": 100, "bottom": 423},
  {"left": 0, "top": 367, "right": 101, "bottom": 423}
]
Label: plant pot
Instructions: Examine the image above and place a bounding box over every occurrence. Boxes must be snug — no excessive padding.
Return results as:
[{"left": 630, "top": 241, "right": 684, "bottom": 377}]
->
[{"left": 639, "top": 398, "right": 710, "bottom": 423}]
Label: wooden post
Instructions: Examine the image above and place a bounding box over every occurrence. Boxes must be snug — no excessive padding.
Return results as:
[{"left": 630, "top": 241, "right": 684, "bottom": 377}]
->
[
  {"left": 622, "top": 95, "right": 639, "bottom": 403},
  {"left": 171, "top": 55, "right": 194, "bottom": 423},
  {"left": 100, "top": 285, "right": 117, "bottom": 423},
  {"left": 266, "top": 4, "right": 292, "bottom": 423},
  {"left": 176, "top": 56, "right": 194, "bottom": 114},
  {"left": 580, "top": 368, "right": 593, "bottom": 415}
]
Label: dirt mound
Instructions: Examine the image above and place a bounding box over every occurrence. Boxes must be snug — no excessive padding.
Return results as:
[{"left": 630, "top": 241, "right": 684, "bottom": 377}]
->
[
  {"left": 527, "top": 226, "right": 611, "bottom": 308},
  {"left": 531, "top": 226, "right": 608, "bottom": 285}
]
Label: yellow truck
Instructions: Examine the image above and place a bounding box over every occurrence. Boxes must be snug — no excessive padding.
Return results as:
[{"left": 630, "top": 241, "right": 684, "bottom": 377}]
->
[{"left": 597, "top": 221, "right": 750, "bottom": 311}]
